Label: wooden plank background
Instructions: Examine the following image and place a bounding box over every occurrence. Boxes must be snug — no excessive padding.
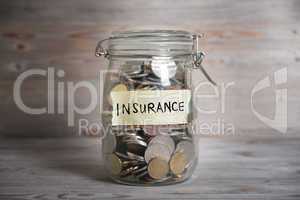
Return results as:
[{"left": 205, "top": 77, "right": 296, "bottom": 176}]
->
[
  {"left": 1, "top": 137, "right": 300, "bottom": 199},
  {"left": 0, "top": 0, "right": 299, "bottom": 136}
]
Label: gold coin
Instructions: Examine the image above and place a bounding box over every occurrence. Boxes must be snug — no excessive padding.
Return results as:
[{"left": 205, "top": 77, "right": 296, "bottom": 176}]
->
[
  {"left": 169, "top": 152, "right": 187, "bottom": 175},
  {"left": 107, "top": 154, "right": 122, "bottom": 175},
  {"left": 147, "top": 158, "right": 169, "bottom": 180},
  {"left": 107, "top": 83, "right": 128, "bottom": 105},
  {"left": 111, "top": 83, "right": 128, "bottom": 92}
]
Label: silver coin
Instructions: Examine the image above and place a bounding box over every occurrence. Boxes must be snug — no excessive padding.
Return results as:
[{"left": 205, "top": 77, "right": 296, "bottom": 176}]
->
[
  {"left": 136, "top": 84, "right": 163, "bottom": 90},
  {"left": 120, "top": 165, "right": 140, "bottom": 177},
  {"left": 149, "top": 134, "right": 175, "bottom": 154},
  {"left": 176, "top": 140, "right": 195, "bottom": 164},
  {"left": 119, "top": 134, "right": 147, "bottom": 157},
  {"left": 170, "top": 131, "right": 187, "bottom": 139},
  {"left": 146, "top": 76, "right": 162, "bottom": 83},
  {"left": 114, "top": 151, "right": 133, "bottom": 160},
  {"left": 169, "top": 130, "right": 192, "bottom": 142},
  {"left": 121, "top": 134, "right": 147, "bottom": 147},
  {"left": 144, "top": 143, "right": 172, "bottom": 163},
  {"left": 114, "top": 151, "right": 144, "bottom": 162},
  {"left": 121, "top": 61, "right": 143, "bottom": 75},
  {"left": 121, "top": 144, "right": 146, "bottom": 157},
  {"left": 135, "top": 169, "right": 148, "bottom": 178},
  {"left": 142, "top": 125, "right": 158, "bottom": 136},
  {"left": 123, "top": 72, "right": 148, "bottom": 79},
  {"left": 126, "top": 152, "right": 145, "bottom": 162},
  {"left": 131, "top": 165, "right": 148, "bottom": 177},
  {"left": 120, "top": 162, "right": 148, "bottom": 178},
  {"left": 123, "top": 137, "right": 147, "bottom": 147}
]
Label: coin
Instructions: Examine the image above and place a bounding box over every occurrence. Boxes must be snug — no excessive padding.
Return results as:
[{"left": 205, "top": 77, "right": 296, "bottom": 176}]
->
[
  {"left": 156, "top": 125, "right": 174, "bottom": 134},
  {"left": 146, "top": 75, "right": 161, "bottom": 83},
  {"left": 121, "top": 61, "right": 143, "bottom": 75},
  {"left": 131, "top": 165, "right": 148, "bottom": 177},
  {"left": 176, "top": 140, "right": 195, "bottom": 164},
  {"left": 107, "top": 83, "right": 128, "bottom": 105},
  {"left": 143, "top": 125, "right": 157, "bottom": 136},
  {"left": 107, "top": 153, "right": 122, "bottom": 175},
  {"left": 170, "top": 130, "right": 192, "bottom": 143},
  {"left": 147, "top": 157, "right": 169, "bottom": 180},
  {"left": 144, "top": 143, "right": 172, "bottom": 163},
  {"left": 120, "top": 133, "right": 147, "bottom": 157},
  {"left": 122, "top": 73, "right": 148, "bottom": 83},
  {"left": 126, "top": 152, "right": 145, "bottom": 162},
  {"left": 125, "top": 142, "right": 147, "bottom": 157},
  {"left": 108, "top": 152, "right": 147, "bottom": 177},
  {"left": 136, "top": 83, "right": 163, "bottom": 90},
  {"left": 120, "top": 165, "right": 144, "bottom": 177},
  {"left": 114, "top": 151, "right": 145, "bottom": 163},
  {"left": 139, "top": 174, "right": 171, "bottom": 183},
  {"left": 111, "top": 83, "right": 128, "bottom": 92},
  {"left": 114, "top": 151, "right": 133, "bottom": 160},
  {"left": 122, "top": 134, "right": 147, "bottom": 146},
  {"left": 169, "top": 151, "right": 188, "bottom": 175},
  {"left": 149, "top": 134, "right": 175, "bottom": 154}
]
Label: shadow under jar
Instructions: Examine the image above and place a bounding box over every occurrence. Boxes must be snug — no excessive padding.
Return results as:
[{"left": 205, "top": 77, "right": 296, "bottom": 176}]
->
[{"left": 96, "top": 30, "right": 214, "bottom": 185}]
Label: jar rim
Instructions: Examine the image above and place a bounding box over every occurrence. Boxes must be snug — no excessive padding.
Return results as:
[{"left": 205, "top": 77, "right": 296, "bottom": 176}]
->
[
  {"left": 110, "top": 30, "right": 195, "bottom": 40},
  {"left": 98, "top": 30, "right": 201, "bottom": 58}
]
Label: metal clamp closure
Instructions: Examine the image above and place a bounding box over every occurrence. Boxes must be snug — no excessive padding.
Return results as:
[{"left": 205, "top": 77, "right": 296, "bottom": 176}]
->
[
  {"left": 95, "top": 38, "right": 110, "bottom": 58},
  {"left": 95, "top": 34, "right": 216, "bottom": 85}
]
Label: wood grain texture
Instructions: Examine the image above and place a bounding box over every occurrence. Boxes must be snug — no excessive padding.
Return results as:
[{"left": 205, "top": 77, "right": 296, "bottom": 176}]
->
[
  {"left": 0, "top": 136, "right": 300, "bottom": 199},
  {"left": 0, "top": 0, "right": 300, "bottom": 136}
]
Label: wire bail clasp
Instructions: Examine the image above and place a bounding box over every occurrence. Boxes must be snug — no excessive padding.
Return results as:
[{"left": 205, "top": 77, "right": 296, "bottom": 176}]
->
[
  {"left": 192, "top": 34, "right": 216, "bottom": 86},
  {"left": 95, "top": 38, "right": 110, "bottom": 58}
]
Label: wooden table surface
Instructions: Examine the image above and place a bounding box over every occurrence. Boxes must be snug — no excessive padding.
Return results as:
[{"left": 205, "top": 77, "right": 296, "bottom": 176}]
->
[{"left": 0, "top": 136, "right": 299, "bottom": 200}]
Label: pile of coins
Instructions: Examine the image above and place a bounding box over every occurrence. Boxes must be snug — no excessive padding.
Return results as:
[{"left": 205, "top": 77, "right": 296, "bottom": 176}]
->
[
  {"left": 105, "top": 60, "right": 185, "bottom": 106},
  {"left": 103, "top": 126, "right": 195, "bottom": 184},
  {"left": 102, "top": 60, "right": 195, "bottom": 184}
]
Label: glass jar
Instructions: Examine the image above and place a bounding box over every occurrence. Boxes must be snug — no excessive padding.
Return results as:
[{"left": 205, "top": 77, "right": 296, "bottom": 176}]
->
[{"left": 96, "top": 30, "right": 214, "bottom": 185}]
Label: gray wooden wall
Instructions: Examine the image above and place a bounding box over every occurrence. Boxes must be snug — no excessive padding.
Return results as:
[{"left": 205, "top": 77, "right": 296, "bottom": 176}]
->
[{"left": 0, "top": 0, "right": 299, "bottom": 136}]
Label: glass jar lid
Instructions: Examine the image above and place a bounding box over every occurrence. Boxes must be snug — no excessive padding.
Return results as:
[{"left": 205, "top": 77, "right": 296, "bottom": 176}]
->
[
  {"left": 96, "top": 30, "right": 199, "bottom": 58},
  {"left": 95, "top": 30, "right": 216, "bottom": 85}
]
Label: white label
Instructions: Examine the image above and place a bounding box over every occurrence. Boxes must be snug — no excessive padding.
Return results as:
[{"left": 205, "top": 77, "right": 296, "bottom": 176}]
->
[{"left": 111, "top": 90, "right": 191, "bottom": 126}]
